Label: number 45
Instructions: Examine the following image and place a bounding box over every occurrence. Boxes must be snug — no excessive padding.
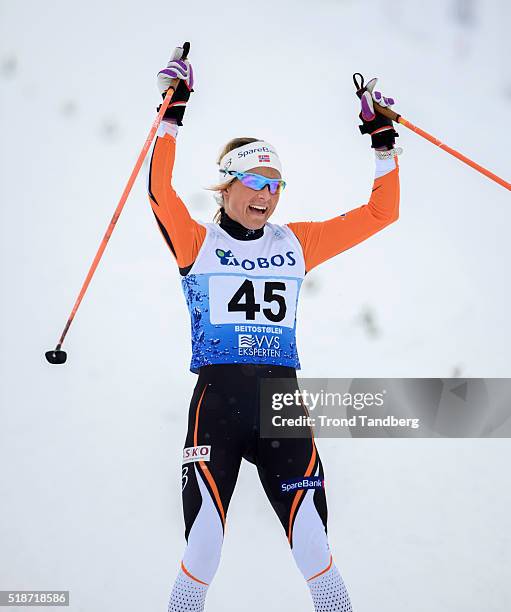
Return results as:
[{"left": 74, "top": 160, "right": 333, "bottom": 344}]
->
[{"left": 228, "top": 280, "right": 287, "bottom": 322}]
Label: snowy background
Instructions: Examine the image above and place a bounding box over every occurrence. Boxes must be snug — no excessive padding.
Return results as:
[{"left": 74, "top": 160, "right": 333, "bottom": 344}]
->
[{"left": 1, "top": 0, "right": 510, "bottom": 610}]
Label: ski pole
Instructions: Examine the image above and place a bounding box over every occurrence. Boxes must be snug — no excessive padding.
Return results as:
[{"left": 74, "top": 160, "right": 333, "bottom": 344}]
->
[
  {"left": 353, "top": 73, "right": 510, "bottom": 191},
  {"left": 45, "top": 42, "right": 191, "bottom": 365}
]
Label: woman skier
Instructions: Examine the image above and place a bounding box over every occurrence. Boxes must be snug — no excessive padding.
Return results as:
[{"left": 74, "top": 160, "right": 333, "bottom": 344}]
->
[{"left": 148, "top": 47, "right": 401, "bottom": 612}]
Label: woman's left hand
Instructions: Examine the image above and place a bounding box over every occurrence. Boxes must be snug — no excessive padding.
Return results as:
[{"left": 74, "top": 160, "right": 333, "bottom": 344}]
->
[
  {"left": 359, "top": 77, "right": 395, "bottom": 121},
  {"left": 357, "top": 77, "right": 399, "bottom": 150}
]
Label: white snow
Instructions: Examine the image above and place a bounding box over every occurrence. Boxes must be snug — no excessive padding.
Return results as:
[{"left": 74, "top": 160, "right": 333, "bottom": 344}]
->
[{"left": 1, "top": 1, "right": 510, "bottom": 611}]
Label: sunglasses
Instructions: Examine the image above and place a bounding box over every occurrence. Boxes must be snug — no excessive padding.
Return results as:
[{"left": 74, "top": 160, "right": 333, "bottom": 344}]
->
[{"left": 224, "top": 170, "right": 287, "bottom": 196}]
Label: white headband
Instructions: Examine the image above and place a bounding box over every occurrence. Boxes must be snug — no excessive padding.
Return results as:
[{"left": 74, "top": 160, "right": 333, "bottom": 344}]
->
[{"left": 218, "top": 140, "right": 282, "bottom": 182}]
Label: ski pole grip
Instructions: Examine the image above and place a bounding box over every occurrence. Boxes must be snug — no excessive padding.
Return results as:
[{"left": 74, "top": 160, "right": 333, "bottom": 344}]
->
[
  {"left": 164, "top": 41, "right": 191, "bottom": 95},
  {"left": 181, "top": 41, "right": 190, "bottom": 60},
  {"left": 372, "top": 102, "right": 401, "bottom": 123},
  {"left": 353, "top": 72, "right": 401, "bottom": 123}
]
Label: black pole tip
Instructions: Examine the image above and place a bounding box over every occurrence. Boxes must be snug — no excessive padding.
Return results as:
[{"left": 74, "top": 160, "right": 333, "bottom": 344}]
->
[{"left": 45, "top": 349, "right": 67, "bottom": 364}]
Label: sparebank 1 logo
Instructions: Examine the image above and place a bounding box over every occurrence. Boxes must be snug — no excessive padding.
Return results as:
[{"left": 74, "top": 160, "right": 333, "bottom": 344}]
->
[{"left": 215, "top": 248, "right": 296, "bottom": 271}]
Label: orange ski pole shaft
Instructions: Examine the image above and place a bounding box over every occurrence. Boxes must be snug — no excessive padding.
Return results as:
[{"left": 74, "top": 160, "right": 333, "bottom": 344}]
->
[
  {"left": 398, "top": 115, "right": 509, "bottom": 191},
  {"left": 353, "top": 72, "right": 510, "bottom": 191},
  {"left": 46, "top": 42, "right": 190, "bottom": 364}
]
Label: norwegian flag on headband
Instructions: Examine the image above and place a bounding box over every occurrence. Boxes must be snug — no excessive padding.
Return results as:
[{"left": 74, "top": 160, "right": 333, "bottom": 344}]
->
[{"left": 258, "top": 154, "right": 271, "bottom": 163}]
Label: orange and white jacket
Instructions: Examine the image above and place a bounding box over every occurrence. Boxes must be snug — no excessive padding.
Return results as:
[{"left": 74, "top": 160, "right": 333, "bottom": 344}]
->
[{"left": 147, "top": 128, "right": 400, "bottom": 372}]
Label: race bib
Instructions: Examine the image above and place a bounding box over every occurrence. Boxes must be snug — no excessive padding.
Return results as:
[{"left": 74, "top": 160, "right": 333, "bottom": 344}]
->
[{"left": 209, "top": 275, "right": 298, "bottom": 328}]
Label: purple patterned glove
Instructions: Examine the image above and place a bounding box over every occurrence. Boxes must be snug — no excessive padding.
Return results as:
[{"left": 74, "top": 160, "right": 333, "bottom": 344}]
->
[
  {"left": 157, "top": 47, "right": 194, "bottom": 94},
  {"left": 358, "top": 77, "right": 399, "bottom": 150},
  {"left": 360, "top": 77, "right": 395, "bottom": 121},
  {"left": 156, "top": 47, "right": 194, "bottom": 126}
]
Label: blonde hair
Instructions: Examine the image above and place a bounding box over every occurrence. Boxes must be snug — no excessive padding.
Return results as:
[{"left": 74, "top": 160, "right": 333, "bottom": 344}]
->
[{"left": 205, "top": 137, "right": 262, "bottom": 223}]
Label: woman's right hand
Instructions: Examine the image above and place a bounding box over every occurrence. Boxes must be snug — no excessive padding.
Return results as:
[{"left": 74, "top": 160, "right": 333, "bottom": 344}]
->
[{"left": 157, "top": 46, "right": 195, "bottom": 126}]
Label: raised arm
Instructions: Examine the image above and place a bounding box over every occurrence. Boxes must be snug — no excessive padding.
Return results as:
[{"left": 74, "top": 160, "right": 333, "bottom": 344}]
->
[
  {"left": 286, "top": 154, "right": 399, "bottom": 273},
  {"left": 147, "top": 50, "right": 206, "bottom": 276},
  {"left": 287, "top": 75, "right": 401, "bottom": 274}
]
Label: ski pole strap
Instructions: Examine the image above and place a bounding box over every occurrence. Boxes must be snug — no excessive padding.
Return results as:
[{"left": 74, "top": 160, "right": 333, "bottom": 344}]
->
[{"left": 353, "top": 71, "right": 510, "bottom": 191}]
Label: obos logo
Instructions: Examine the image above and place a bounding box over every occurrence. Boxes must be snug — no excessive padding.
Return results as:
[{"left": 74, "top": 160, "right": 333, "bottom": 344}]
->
[
  {"left": 215, "top": 248, "right": 296, "bottom": 271},
  {"left": 183, "top": 445, "right": 211, "bottom": 464}
]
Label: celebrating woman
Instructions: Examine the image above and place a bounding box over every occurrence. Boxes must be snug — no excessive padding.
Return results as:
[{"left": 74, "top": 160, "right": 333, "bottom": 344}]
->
[{"left": 148, "top": 47, "right": 401, "bottom": 612}]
